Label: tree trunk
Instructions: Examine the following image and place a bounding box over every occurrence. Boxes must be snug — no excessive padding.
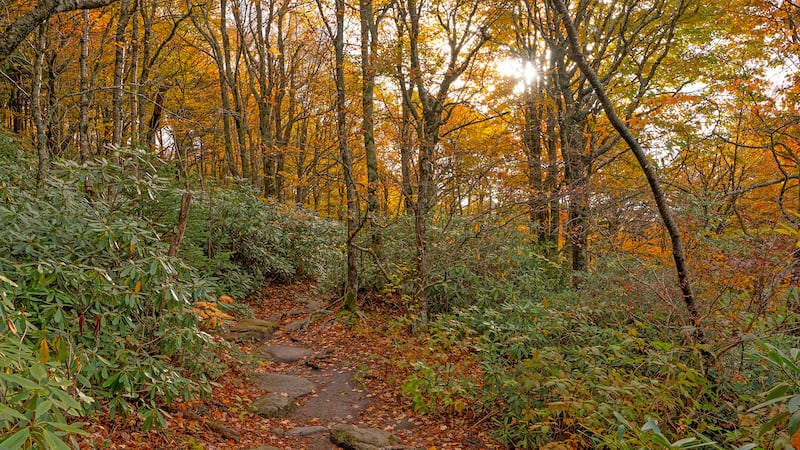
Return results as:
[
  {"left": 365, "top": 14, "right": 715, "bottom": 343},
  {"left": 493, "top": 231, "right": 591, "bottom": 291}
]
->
[
  {"left": 400, "top": 99, "right": 414, "bottom": 215},
  {"left": 550, "top": 0, "right": 704, "bottom": 343},
  {"left": 79, "top": 9, "right": 91, "bottom": 162},
  {"left": 111, "top": 0, "right": 132, "bottom": 149},
  {"left": 402, "top": 0, "right": 490, "bottom": 323},
  {"left": 360, "top": 0, "right": 382, "bottom": 257},
  {"left": 129, "top": 0, "right": 139, "bottom": 144},
  {"left": 295, "top": 118, "right": 309, "bottom": 205},
  {"left": 145, "top": 85, "right": 168, "bottom": 147},
  {"left": 168, "top": 190, "right": 193, "bottom": 257},
  {"left": 545, "top": 104, "right": 560, "bottom": 246},
  {"left": 33, "top": 23, "right": 49, "bottom": 186},
  {"left": 220, "top": 0, "right": 248, "bottom": 178},
  {"left": 45, "top": 47, "right": 60, "bottom": 157},
  {"left": 189, "top": 1, "right": 238, "bottom": 176},
  {"left": 561, "top": 110, "right": 589, "bottom": 275},
  {"left": 334, "top": 0, "right": 359, "bottom": 311},
  {"left": 523, "top": 86, "right": 545, "bottom": 237}
]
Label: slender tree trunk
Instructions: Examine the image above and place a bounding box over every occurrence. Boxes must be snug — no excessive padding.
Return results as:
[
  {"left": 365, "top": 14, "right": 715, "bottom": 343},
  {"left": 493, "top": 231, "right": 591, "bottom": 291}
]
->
[
  {"left": 168, "top": 190, "right": 192, "bottom": 257},
  {"left": 112, "top": 0, "right": 132, "bottom": 149},
  {"left": 523, "top": 86, "right": 545, "bottom": 237},
  {"left": 145, "top": 85, "right": 168, "bottom": 147},
  {"left": 221, "top": 0, "right": 248, "bottom": 177},
  {"left": 394, "top": 7, "right": 415, "bottom": 215},
  {"left": 360, "top": 0, "right": 382, "bottom": 257},
  {"left": 545, "top": 104, "right": 560, "bottom": 246},
  {"left": 403, "top": 0, "right": 489, "bottom": 323},
  {"left": 561, "top": 110, "right": 589, "bottom": 275},
  {"left": 189, "top": 2, "right": 238, "bottom": 176},
  {"left": 33, "top": 23, "right": 49, "bottom": 186},
  {"left": 45, "top": 48, "right": 59, "bottom": 157},
  {"left": 136, "top": 0, "right": 151, "bottom": 139},
  {"left": 295, "top": 118, "right": 309, "bottom": 205},
  {"left": 400, "top": 99, "right": 414, "bottom": 214},
  {"left": 79, "top": 9, "right": 91, "bottom": 162},
  {"left": 334, "top": 0, "right": 359, "bottom": 311},
  {"left": 129, "top": 0, "right": 139, "bottom": 145}
]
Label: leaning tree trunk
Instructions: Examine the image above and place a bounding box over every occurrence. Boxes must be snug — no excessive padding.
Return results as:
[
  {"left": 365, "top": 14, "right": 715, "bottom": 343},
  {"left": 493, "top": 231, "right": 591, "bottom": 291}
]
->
[{"left": 550, "top": 0, "right": 704, "bottom": 344}]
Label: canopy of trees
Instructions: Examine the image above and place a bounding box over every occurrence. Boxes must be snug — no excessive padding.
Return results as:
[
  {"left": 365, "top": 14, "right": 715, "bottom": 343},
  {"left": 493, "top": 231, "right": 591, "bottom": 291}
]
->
[{"left": 2, "top": 0, "right": 800, "bottom": 447}]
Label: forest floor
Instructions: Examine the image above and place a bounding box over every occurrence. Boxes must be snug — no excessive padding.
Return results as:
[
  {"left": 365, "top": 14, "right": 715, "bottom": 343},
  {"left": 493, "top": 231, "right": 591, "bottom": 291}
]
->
[{"left": 80, "top": 282, "right": 501, "bottom": 449}]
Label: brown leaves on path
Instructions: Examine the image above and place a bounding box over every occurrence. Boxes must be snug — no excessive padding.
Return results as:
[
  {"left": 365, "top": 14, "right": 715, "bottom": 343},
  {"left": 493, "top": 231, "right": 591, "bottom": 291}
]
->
[{"left": 80, "top": 282, "right": 501, "bottom": 449}]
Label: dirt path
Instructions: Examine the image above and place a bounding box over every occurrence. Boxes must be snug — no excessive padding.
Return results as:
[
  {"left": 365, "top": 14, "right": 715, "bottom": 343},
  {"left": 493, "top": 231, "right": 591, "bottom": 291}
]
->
[
  {"left": 81, "top": 283, "right": 499, "bottom": 449},
  {"left": 236, "top": 283, "right": 413, "bottom": 449}
]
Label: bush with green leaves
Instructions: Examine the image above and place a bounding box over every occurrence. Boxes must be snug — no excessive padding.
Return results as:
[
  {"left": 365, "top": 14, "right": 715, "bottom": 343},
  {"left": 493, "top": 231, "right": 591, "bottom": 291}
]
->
[
  {"left": 359, "top": 215, "right": 562, "bottom": 313},
  {"left": 178, "top": 182, "right": 344, "bottom": 299},
  {"left": 403, "top": 271, "right": 756, "bottom": 448},
  {"left": 0, "top": 148, "right": 223, "bottom": 448}
]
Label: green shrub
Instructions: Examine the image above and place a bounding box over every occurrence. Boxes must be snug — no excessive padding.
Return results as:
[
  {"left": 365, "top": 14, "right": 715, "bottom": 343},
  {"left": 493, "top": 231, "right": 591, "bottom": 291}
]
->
[
  {"left": 407, "top": 279, "right": 746, "bottom": 448},
  {"left": 179, "top": 183, "right": 344, "bottom": 299},
  {"left": 359, "top": 215, "right": 561, "bottom": 313},
  {"left": 0, "top": 149, "right": 222, "bottom": 447}
]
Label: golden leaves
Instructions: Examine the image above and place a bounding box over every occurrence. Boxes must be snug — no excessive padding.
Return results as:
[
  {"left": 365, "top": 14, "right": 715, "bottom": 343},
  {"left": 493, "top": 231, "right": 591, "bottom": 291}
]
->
[{"left": 191, "top": 300, "right": 233, "bottom": 330}]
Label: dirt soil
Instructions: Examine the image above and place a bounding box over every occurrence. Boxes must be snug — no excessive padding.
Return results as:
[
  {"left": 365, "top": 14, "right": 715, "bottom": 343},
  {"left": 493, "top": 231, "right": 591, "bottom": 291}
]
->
[{"left": 80, "top": 283, "right": 501, "bottom": 449}]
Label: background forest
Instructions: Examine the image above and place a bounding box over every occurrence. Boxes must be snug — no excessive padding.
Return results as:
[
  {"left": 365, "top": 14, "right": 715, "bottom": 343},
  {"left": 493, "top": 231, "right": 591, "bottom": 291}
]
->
[{"left": 1, "top": 0, "right": 800, "bottom": 448}]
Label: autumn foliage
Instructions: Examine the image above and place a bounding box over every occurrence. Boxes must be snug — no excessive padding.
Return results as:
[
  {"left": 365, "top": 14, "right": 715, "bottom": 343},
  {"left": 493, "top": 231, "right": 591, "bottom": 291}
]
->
[{"left": 1, "top": 0, "right": 800, "bottom": 448}]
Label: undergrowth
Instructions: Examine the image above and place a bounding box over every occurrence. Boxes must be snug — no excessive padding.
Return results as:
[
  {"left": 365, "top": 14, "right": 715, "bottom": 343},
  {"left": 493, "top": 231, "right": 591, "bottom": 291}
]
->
[
  {"left": 0, "top": 135, "right": 342, "bottom": 448},
  {"left": 373, "top": 220, "right": 799, "bottom": 449}
]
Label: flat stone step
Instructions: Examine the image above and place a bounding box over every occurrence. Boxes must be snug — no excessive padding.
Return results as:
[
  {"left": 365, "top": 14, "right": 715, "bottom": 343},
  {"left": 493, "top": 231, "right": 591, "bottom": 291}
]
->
[
  {"left": 329, "top": 423, "right": 406, "bottom": 450},
  {"left": 287, "top": 425, "right": 328, "bottom": 436},
  {"left": 254, "top": 373, "right": 315, "bottom": 397},
  {"left": 221, "top": 318, "right": 278, "bottom": 342},
  {"left": 253, "top": 393, "right": 291, "bottom": 417},
  {"left": 260, "top": 343, "right": 313, "bottom": 363},
  {"left": 251, "top": 374, "right": 315, "bottom": 418}
]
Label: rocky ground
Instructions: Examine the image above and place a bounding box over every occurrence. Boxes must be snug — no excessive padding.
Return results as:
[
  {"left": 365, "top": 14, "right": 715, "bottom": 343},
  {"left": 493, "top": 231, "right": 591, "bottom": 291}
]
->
[{"left": 81, "top": 283, "right": 500, "bottom": 449}]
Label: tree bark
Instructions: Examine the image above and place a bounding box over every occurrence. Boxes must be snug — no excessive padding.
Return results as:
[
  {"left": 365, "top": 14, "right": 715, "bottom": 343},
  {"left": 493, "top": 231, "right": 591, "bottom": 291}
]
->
[
  {"left": 111, "top": 0, "right": 132, "bottom": 149},
  {"left": 129, "top": 0, "right": 139, "bottom": 144},
  {"left": 522, "top": 85, "right": 545, "bottom": 237},
  {"left": 189, "top": 0, "right": 239, "bottom": 177},
  {"left": 79, "top": 9, "right": 91, "bottom": 162},
  {"left": 168, "top": 190, "right": 193, "bottom": 257},
  {"left": 335, "top": 0, "right": 359, "bottom": 311},
  {"left": 145, "top": 85, "right": 168, "bottom": 147},
  {"left": 33, "top": 23, "right": 49, "bottom": 186},
  {"left": 360, "top": 0, "right": 382, "bottom": 255},
  {"left": 403, "top": 0, "right": 491, "bottom": 323},
  {"left": 220, "top": 0, "right": 249, "bottom": 178}
]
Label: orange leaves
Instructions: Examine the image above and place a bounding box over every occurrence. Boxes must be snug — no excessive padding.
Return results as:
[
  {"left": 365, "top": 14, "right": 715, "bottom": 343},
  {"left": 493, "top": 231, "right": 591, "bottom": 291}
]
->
[
  {"left": 792, "top": 427, "right": 800, "bottom": 450},
  {"left": 191, "top": 300, "right": 232, "bottom": 330}
]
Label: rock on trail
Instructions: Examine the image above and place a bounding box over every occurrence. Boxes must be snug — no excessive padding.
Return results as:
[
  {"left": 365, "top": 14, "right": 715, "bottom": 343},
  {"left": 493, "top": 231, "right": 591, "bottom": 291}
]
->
[
  {"left": 252, "top": 373, "right": 316, "bottom": 418},
  {"left": 227, "top": 293, "right": 408, "bottom": 450},
  {"left": 260, "top": 343, "right": 314, "bottom": 363}
]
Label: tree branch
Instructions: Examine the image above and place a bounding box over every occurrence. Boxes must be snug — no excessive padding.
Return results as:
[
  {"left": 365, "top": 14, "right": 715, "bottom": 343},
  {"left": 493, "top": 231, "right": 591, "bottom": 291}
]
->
[{"left": 0, "top": 0, "right": 119, "bottom": 65}]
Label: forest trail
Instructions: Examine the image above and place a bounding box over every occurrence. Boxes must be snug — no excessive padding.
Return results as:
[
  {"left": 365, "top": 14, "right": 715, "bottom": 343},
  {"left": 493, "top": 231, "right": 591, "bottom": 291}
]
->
[
  {"left": 229, "top": 283, "right": 403, "bottom": 449},
  {"left": 81, "top": 282, "right": 498, "bottom": 449},
  {"left": 210, "top": 282, "right": 496, "bottom": 449}
]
